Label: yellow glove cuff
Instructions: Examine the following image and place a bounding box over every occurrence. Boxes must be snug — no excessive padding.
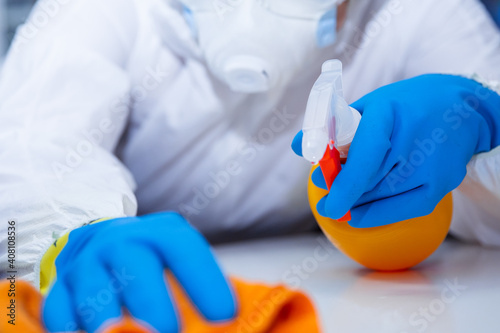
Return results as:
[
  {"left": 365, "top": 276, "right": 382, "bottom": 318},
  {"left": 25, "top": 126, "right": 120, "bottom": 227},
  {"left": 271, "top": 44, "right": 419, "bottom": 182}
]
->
[{"left": 40, "top": 218, "right": 111, "bottom": 295}]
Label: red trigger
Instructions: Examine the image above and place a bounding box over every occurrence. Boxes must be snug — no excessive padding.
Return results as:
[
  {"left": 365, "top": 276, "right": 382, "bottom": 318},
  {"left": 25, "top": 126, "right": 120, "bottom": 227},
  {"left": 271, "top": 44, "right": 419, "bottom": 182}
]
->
[{"left": 318, "top": 142, "right": 351, "bottom": 222}]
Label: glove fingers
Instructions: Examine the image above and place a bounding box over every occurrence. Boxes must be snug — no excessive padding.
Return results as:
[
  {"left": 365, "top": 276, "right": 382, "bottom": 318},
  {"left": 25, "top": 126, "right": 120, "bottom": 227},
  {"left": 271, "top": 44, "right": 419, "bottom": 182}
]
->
[
  {"left": 154, "top": 214, "right": 236, "bottom": 322},
  {"left": 110, "top": 245, "right": 179, "bottom": 333},
  {"left": 326, "top": 107, "right": 394, "bottom": 219},
  {"left": 312, "top": 166, "right": 328, "bottom": 190},
  {"left": 291, "top": 130, "right": 304, "bottom": 157},
  {"left": 66, "top": 259, "right": 122, "bottom": 333},
  {"left": 43, "top": 281, "right": 79, "bottom": 332},
  {"left": 316, "top": 195, "right": 330, "bottom": 218},
  {"left": 348, "top": 186, "right": 436, "bottom": 228},
  {"left": 353, "top": 159, "right": 426, "bottom": 208}
]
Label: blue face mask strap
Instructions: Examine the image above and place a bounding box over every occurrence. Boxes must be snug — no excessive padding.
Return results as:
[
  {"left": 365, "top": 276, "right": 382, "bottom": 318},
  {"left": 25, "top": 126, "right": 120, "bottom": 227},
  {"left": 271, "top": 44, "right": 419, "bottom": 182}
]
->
[
  {"left": 182, "top": 6, "right": 198, "bottom": 38},
  {"left": 317, "top": 7, "right": 338, "bottom": 48}
]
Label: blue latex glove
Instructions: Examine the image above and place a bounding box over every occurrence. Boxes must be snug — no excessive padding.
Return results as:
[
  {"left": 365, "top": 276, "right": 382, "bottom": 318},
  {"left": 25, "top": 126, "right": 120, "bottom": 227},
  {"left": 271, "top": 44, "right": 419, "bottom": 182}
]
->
[
  {"left": 293, "top": 74, "right": 500, "bottom": 228},
  {"left": 43, "top": 212, "right": 236, "bottom": 333}
]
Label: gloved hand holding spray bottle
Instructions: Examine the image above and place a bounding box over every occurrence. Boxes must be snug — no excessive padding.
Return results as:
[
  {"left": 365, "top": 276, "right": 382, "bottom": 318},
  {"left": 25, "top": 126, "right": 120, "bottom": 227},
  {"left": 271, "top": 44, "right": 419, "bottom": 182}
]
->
[{"left": 295, "top": 60, "right": 453, "bottom": 271}]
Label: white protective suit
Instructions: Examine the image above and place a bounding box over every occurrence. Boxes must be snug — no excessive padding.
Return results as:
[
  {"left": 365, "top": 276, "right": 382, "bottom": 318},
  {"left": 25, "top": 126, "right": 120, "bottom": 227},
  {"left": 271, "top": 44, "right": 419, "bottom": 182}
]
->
[{"left": 1, "top": 0, "right": 500, "bottom": 286}]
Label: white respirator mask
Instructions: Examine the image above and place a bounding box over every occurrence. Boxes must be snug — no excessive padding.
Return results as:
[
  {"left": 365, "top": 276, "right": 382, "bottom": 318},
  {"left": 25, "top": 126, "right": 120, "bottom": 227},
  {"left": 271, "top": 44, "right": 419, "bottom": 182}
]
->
[{"left": 176, "top": 0, "right": 343, "bottom": 93}]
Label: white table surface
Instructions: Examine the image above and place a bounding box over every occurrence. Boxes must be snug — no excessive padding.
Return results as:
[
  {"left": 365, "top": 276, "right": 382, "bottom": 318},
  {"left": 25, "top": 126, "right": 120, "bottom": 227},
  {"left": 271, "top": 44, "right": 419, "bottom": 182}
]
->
[{"left": 214, "top": 234, "right": 500, "bottom": 333}]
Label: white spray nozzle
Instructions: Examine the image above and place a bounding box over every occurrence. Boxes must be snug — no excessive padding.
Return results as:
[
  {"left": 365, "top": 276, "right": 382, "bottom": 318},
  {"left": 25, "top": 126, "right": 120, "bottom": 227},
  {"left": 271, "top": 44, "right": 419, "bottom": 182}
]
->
[{"left": 302, "top": 59, "right": 360, "bottom": 164}]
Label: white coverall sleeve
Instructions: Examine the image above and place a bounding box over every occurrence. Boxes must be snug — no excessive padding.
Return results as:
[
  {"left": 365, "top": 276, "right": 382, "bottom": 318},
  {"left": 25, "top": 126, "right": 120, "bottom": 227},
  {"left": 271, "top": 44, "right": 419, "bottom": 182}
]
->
[
  {"left": 396, "top": 0, "right": 500, "bottom": 246},
  {"left": 0, "top": 0, "right": 139, "bottom": 286}
]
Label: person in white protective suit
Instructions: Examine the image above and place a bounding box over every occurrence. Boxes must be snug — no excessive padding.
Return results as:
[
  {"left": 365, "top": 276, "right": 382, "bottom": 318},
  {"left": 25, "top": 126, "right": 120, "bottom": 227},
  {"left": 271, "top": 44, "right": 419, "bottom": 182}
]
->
[{"left": 1, "top": 0, "right": 500, "bottom": 332}]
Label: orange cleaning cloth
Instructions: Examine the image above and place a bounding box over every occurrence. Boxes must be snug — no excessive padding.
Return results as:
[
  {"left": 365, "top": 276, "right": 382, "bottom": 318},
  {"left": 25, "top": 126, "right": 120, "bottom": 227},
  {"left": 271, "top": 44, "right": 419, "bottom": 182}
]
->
[{"left": 0, "top": 278, "right": 320, "bottom": 333}]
